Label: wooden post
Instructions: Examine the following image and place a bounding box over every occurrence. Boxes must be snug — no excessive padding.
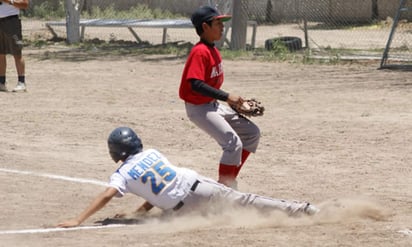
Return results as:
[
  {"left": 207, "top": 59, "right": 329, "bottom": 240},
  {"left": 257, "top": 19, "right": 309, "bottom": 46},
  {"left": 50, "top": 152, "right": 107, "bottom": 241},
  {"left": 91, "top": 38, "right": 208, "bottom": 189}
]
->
[{"left": 230, "top": 0, "right": 247, "bottom": 50}]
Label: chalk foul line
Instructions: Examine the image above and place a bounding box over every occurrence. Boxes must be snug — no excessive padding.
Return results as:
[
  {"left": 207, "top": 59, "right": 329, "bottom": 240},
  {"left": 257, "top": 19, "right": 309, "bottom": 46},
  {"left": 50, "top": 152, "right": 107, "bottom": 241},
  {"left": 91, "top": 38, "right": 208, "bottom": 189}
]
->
[
  {"left": 0, "top": 167, "right": 108, "bottom": 187},
  {"left": 0, "top": 167, "right": 115, "bottom": 235},
  {"left": 0, "top": 224, "right": 126, "bottom": 235},
  {"left": 398, "top": 229, "right": 412, "bottom": 236}
]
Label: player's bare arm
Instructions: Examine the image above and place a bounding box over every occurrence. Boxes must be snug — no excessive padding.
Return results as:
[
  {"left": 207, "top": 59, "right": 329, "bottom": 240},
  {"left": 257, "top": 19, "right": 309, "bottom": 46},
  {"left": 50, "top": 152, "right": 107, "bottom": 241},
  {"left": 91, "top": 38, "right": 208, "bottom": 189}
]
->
[
  {"left": 57, "top": 187, "right": 118, "bottom": 228},
  {"left": 0, "top": 0, "right": 29, "bottom": 9}
]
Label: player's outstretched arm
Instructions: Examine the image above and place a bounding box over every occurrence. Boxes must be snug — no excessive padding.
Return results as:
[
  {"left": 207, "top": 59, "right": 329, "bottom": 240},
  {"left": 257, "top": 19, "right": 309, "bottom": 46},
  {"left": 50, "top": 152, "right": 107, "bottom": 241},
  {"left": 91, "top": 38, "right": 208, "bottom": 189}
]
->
[{"left": 57, "top": 187, "right": 118, "bottom": 228}]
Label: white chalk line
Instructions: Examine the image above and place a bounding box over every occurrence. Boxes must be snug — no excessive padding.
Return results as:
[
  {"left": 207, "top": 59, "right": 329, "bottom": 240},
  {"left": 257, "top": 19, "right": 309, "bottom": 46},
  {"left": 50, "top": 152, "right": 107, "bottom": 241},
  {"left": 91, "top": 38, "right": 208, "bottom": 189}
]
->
[
  {"left": 0, "top": 167, "right": 108, "bottom": 187},
  {"left": 0, "top": 224, "right": 126, "bottom": 235},
  {"left": 398, "top": 229, "right": 412, "bottom": 236},
  {"left": 0, "top": 167, "right": 120, "bottom": 234}
]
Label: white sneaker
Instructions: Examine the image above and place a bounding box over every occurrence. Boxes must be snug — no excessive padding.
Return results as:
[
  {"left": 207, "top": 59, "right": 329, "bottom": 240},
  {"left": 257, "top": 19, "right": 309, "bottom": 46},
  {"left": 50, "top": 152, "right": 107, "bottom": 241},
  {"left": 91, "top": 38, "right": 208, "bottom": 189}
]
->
[
  {"left": 289, "top": 202, "right": 320, "bottom": 216},
  {"left": 304, "top": 203, "right": 320, "bottom": 216},
  {"left": 12, "top": 82, "right": 27, "bottom": 92},
  {"left": 0, "top": 83, "right": 7, "bottom": 92}
]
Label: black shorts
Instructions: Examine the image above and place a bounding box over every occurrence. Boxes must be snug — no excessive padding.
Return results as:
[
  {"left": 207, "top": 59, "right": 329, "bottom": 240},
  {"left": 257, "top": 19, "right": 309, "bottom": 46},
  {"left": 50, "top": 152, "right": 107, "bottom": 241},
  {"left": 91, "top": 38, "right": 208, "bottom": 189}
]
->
[{"left": 0, "top": 15, "right": 23, "bottom": 55}]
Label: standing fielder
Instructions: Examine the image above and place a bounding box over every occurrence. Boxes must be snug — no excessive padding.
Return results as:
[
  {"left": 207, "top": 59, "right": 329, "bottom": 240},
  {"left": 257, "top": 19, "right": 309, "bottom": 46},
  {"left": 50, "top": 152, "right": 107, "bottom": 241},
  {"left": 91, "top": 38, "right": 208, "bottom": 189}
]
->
[
  {"left": 57, "top": 127, "right": 318, "bottom": 228},
  {"left": 0, "top": 0, "right": 29, "bottom": 92},
  {"left": 179, "top": 6, "right": 260, "bottom": 188}
]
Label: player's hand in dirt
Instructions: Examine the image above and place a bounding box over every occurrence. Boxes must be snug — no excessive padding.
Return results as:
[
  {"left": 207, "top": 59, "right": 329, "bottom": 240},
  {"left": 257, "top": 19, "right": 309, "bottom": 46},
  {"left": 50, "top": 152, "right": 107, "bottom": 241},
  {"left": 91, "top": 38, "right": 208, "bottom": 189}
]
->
[
  {"left": 113, "top": 212, "right": 128, "bottom": 218},
  {"left": 113, "top": 210, "right": 146, "bottom": 219},
  {"left": 113, "top": 202, "right": 152, "bottom": 219},
  {"left": 57, "top": 218, "right": 81, "bottom": 228}
]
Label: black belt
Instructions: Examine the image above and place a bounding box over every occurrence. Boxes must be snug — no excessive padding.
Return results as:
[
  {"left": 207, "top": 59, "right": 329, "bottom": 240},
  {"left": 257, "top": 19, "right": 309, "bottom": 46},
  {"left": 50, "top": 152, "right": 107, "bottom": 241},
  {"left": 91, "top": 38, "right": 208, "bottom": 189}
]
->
[{"left": 173, "top": 180, "right": 200, "bottom": 211}]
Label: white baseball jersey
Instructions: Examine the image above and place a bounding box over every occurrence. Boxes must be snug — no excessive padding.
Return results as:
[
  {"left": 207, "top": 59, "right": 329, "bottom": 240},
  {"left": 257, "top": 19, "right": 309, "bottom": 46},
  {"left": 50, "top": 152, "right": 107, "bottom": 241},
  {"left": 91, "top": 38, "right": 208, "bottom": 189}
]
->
[
  {"left": 108, "top": 149, "right": 317, "bottom": 216},
  {"left": 108, "top": 149, "right": 198, "bottom": 210}
]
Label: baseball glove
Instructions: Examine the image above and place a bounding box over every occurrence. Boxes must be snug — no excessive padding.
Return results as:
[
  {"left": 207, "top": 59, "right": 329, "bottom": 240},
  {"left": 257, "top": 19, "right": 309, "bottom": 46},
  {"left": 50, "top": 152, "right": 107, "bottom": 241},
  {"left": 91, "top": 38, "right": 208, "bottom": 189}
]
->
[{"left": 232, "top": 98, "right": 265, "bottom": 117}]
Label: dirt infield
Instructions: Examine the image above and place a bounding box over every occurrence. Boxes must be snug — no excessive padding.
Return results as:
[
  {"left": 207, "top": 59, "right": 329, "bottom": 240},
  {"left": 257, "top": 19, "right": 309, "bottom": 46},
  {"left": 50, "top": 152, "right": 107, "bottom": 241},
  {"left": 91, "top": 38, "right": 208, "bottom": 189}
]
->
[{"left": 0, "top": 22, "right": 412, "bottom": 246}]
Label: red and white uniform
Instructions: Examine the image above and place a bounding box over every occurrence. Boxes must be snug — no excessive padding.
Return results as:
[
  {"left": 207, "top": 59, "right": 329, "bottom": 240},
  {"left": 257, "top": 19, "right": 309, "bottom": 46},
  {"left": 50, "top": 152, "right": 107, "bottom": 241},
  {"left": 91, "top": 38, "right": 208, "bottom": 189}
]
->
[
  {"left": 179, "top": 41, "right": 260, "bottom": 168},
  {"left": 179, "top": 41, "right": 224, "bottom": 105}
]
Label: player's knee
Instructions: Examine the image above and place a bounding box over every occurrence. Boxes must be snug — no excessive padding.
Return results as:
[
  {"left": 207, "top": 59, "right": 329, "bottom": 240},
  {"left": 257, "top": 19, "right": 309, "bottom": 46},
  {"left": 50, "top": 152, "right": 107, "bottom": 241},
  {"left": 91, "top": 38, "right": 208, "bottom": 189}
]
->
[
  {"left": 222, "top": 133, "right": 243, "bottom": 152},
  {"left": 249, "top": 125, "right": 261, "bottom": 145},
  {"left": 243, "top": 126, "right": 260, "bottom": 153},
  {"left": 252, "top": 124, "right": 261, "bottom": 139}
]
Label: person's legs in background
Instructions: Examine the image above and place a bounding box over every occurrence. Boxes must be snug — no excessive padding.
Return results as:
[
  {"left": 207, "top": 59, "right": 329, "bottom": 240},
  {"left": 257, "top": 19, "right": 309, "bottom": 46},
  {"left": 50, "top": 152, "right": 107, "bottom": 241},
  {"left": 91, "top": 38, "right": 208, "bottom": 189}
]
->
[
  {"left": 12, "top": 54, "right": 26, "bottom": 92},
  {"left": 0, "top": 54, "right": 7, "bottom": 92}
]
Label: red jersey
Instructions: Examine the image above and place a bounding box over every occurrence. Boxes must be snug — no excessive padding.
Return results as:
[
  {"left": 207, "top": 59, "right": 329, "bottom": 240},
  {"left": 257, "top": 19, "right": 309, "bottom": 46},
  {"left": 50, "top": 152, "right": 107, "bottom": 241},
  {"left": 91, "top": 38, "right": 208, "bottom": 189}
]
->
[{"left": 179, "top": 41, "right": 224, "bottom": 105}]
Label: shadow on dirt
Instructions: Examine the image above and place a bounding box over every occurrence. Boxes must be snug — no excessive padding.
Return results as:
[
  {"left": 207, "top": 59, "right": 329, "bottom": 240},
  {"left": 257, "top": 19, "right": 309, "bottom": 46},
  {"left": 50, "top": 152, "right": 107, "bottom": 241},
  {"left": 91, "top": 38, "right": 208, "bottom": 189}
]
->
[{"left": 28, "top": 37, "right": 194, "bottom": 62}]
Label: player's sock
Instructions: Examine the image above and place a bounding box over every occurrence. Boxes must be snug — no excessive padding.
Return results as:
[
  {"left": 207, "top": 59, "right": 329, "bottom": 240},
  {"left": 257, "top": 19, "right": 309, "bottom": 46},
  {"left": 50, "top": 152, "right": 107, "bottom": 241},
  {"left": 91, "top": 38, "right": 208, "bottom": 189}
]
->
[
  {"left": 18, "top": 75, "right": 25, "bottom": 83},
  {"left": 0, "top": 76, "right": 5, "bottom": 84},
  {"left": 234, "top": 149, "right": 251, "bottom": 178},
  {"left": 218, "top": 163, "right": 237, "bottom": 187}
]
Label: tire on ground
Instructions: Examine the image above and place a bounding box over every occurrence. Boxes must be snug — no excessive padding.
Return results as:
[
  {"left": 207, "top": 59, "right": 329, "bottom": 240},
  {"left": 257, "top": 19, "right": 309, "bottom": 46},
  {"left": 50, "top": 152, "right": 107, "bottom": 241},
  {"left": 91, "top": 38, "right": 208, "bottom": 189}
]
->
[{"left": 265, "top": 36, "right": 302, "bottom": 52}]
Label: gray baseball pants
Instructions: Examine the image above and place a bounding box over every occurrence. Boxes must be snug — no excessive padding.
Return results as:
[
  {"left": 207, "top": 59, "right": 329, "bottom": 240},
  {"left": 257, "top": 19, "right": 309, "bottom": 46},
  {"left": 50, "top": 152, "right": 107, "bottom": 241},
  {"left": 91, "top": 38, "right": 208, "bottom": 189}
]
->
[{"left": 185, "top": 101, "right": 260, "bottom": 165}]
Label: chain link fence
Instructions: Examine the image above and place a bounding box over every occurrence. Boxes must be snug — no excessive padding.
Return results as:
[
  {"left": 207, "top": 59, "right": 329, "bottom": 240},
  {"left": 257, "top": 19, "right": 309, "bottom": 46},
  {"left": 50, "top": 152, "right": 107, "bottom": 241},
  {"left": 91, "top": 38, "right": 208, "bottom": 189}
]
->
[{"left": 28, "top": 0, "right": 412, "bottom": 63}]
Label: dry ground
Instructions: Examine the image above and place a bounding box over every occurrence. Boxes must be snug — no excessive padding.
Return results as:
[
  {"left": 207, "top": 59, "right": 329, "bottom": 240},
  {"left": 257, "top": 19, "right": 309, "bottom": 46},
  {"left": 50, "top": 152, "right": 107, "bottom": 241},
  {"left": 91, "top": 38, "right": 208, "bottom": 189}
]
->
[{"left": 0, "top": 20, "right": 411, "bottom": 247}]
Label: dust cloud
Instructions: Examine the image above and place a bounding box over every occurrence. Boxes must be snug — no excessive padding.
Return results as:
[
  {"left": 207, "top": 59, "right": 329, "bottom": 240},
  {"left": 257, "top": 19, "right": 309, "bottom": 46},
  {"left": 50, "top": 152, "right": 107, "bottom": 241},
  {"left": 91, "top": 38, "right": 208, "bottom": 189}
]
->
[{"left": 136, "top": 197, "right": 390, "bottom": 233}]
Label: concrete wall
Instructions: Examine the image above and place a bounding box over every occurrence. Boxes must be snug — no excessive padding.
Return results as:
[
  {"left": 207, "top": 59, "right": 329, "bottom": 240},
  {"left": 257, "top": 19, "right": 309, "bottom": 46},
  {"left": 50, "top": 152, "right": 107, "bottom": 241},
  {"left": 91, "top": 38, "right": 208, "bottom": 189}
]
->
[
  {"left": 29, "top": 0, "right": 412, "bottom": 22},
  {"left": 29, "top": 0, "right": 209, "bottom": 16},
  {"left": 85, "top": 0, "right": 209, "bottom": 16},
  {"left": 269, "top": 0, "right": 373, "bottom": 23},
  {"left": 377, "top": 0, "right": 412, "bottom": 20}
]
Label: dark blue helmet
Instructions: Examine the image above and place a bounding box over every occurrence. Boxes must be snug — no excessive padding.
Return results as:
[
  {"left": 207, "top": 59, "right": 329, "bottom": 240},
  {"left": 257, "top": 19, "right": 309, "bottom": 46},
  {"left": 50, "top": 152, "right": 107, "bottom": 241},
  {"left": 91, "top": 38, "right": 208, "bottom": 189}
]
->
[{"left": 107, "top": 127, "right": 143, "bottom": 162}]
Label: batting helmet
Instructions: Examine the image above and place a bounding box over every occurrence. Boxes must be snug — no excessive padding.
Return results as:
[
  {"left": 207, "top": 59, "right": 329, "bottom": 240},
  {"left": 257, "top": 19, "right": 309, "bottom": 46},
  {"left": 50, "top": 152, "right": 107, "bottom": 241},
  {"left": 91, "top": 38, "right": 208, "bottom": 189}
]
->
[{"left": 107, "top": 127, "right": 143, "bottom": 162}]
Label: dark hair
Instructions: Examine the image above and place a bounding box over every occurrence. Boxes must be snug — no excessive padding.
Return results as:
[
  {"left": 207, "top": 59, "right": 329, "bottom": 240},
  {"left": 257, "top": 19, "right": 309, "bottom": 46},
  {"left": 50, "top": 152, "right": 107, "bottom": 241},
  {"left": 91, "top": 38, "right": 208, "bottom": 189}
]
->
[{"left": 194, "top": 20, "right": 213, "bottom": 36}]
